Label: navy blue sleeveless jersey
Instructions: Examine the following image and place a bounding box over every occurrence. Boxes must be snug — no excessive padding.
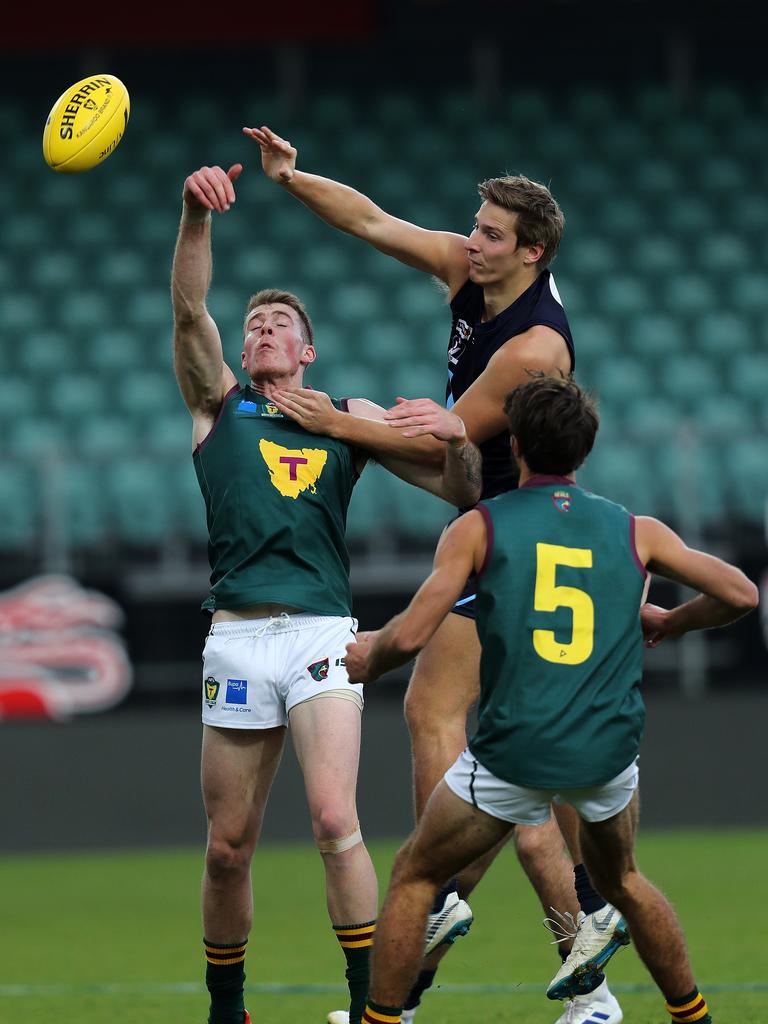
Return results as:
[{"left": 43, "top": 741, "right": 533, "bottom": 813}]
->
[{"left": 446, "top": 270, "right": 575, "bottom": 500}]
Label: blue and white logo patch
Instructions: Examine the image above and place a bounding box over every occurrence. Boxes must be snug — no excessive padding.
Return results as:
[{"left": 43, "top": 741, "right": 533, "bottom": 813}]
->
[
  {"left": 235, "top": 399, "right": 283, "bottom": 418},
  {"left": 225, "top": 678, "right": 248, "bottom": 704}
]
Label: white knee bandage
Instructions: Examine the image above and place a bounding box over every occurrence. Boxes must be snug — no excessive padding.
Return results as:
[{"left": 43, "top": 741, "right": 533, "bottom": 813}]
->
[{"left": 316, "top": 823, "right": 363, "bottom": 854}]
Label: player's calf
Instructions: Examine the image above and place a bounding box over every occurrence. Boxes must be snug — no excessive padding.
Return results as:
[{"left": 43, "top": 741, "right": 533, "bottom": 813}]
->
[{"left": 320, "top": 825, "right": 377, "bottom": 1024}]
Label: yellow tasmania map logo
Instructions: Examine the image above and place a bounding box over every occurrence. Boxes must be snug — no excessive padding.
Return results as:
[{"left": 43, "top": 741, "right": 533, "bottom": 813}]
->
[{"left": 259, "top": 440, "right": 328, "bottom": 499}]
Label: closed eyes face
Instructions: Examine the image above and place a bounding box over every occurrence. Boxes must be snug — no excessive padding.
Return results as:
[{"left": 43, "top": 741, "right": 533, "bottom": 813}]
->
[
  {"left": 243, "top": 304, "right": 299, "bottom": 347},
  {"left": 241, "top": 303, "right": 314, "bottom": 376}
]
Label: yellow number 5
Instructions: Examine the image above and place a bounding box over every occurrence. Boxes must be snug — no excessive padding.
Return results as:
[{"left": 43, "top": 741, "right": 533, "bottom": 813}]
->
[{"left": 533, "top": 543, "right": 594, "bottom": 666}]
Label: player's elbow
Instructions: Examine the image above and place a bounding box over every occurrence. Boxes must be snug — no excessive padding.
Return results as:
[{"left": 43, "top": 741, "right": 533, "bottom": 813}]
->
[
  {"left": 172, "top": 302, "right": 208, "bottom": 327},
  {"left": 358, "top": 204, "right": 394, "bottom": 244},
  {"left": 450, "top": 477, "right": 482, "bottom": 508}
]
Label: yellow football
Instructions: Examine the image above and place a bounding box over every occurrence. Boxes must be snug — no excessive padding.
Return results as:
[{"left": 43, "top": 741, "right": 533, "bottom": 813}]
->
[{"left": 43, "top": 74, "right": 130, "bottom": 173}]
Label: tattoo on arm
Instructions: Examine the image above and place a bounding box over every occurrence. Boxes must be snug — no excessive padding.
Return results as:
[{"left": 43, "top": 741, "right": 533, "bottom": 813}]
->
[{"left": 457, "top": 440, "right": 482, "bottom": 489}]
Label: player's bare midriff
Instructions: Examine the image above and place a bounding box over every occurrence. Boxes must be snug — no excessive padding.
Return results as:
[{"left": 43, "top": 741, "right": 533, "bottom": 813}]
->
[{"left": 212, "top": 603, "right": 305, "bottom": 623}]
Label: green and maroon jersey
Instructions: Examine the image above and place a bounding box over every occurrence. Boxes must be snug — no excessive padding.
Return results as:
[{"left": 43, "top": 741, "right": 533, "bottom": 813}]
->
[
  {"left": 471, "top": 475, "right": 647, "bottom": 789},
  {"left": 194, "top": 385, "right": 357, "bottom": 616}
]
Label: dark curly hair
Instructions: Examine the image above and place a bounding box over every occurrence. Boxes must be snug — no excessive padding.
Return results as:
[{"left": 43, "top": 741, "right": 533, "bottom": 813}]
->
[{"left": 504, "top": 372, "right": 599, "bottom": 475}]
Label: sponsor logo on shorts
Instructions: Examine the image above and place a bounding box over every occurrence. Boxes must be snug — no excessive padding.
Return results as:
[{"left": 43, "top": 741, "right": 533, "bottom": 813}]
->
[
  {"left": 552, "top": 490, "right": 572, "bottom": 512},
  {"left": 307, "top": 657, "right": 330, "bottom": 682},
  {"left": 204, "top": 677, "right": 220, "bottom": 708},
  {"left": 226, "top": 678, "right": 248, "bottom": 704}
]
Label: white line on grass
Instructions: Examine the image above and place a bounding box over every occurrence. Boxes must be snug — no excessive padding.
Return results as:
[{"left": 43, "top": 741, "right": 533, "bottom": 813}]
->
[{"left": 1, "top": 982, "right": 767, "bottom": 997}]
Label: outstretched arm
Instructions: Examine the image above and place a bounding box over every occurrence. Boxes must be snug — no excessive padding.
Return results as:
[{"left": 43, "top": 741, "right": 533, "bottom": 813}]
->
[
  {"left": 344, "top": 510, "right": 487, "bottom": 682},
  {"left": 270, "top": 388, "right": 481, "bottom": 506},
  {"left": 172, "top": 164, "right": 241, "bottom": 434},
  {"left": 244, "top": 125, "right": 469, "bottom": 293},
  {"left": 635, "top": 517, "right": 758, "bottom": 646}
]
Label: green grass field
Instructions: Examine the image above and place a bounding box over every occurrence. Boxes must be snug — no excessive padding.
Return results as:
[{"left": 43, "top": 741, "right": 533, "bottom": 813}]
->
[{"left": 2, "top": 830, "right": 766, "bottom": 1023}]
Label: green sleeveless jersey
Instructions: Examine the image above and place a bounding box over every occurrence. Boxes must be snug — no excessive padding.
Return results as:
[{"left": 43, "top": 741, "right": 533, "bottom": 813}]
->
[
  {"left": 194, "top": 385, "right": 357, "bottom": 616},
  {"left": 470, "top": 475, "right": 647, "bottom": 789}
]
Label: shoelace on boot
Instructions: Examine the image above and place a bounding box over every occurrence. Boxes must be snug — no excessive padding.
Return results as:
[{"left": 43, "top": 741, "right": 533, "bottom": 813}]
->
[{"left": 542, "top": 906, "right": 579, "bottom": 945}]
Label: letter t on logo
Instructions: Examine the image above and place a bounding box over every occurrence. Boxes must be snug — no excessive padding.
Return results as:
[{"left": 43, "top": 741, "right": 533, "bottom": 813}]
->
[{"left": 279, "top": 456, "right": 309, "bottom": 481}]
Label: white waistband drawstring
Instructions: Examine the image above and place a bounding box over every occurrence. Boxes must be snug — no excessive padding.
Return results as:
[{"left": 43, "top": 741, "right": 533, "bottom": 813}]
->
[{"left": 253, "top": 612, "right": 291, "bottom": 637}]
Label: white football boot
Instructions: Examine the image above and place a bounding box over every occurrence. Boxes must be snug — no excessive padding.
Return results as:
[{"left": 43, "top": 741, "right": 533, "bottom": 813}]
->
[
  {"left": 553, "top": 978, "right": 623, "bottom": 1023},
  {"left": 424, "top": 890, "right": 473, "bottom": 954},
  {"left": 546, "top": 905, "right": 630, "bottom": 1000}
]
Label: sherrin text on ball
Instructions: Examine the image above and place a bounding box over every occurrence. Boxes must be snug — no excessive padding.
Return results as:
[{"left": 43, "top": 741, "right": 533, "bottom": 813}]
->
[{"left": 43, "top": 74, "right": 129, "bottom": 173}]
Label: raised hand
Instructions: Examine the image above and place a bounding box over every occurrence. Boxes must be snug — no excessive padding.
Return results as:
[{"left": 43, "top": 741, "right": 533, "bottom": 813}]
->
[
  {"left": 243, "top": 125, "right": 297, "bottom": 183},
  {"left": 183, "top": 164, "right": 242, "bottom": 214},
  {"left": 384, "top": 397, "right": 468, "bottom": 444}
]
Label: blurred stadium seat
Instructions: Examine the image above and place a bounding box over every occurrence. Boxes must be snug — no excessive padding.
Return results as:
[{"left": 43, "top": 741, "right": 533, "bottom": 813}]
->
[
  {"left": 61, "top": 463, "right": 110, "bottom": 548},
  {"left": 656, "top": 355, "right": 721, "bottom": 409},
  {"left": 696, "top": 233, "right": 752, "bottom": 275},
  {"left": 664, "top": 274, "right": 719, "bottom": 316},
  {"left": 568, "top": 314, "right": 614, "bottom": 361},
  {"left": 0, "top": 378, "right": 36, "bottom": 420},
  {"left": 622, "top": 396, "right": 683, "bottom": 438},
  {"left": 659, "top": 118, "right": 715, "bottom": 161},
  {"left": 579, "top": 442, "right": 659, "bottom": 517},
  {"left": 725, "top": 438, "right": 768, "bottom": 522},
  {"left": 695, "top": 394, "right": 755, "bottom": 437},
  {"left": 626, "top": 313, "right": 689, "bottom": 358},
  {"left": 590, "top": 356, "right": 654, "bottom": 405},
  {"left": 694, "top": 312, "right": 754, "bottom": 355},
  {"left": 629, "top": 236, "right": 684, "bottom": 279},
  {"left": 0, "top": 463, "right": 40, "bottom": 548},
  {"left": 107, "top": 457, "right": 176, "bottom": 546},
  {"left": 345, "top": 466, "right": 395, "bottom": 547},
  {"left": 74, "top": 416, "right": 137, "bottom": 458},
  {"left": 49, "top": 373, "right": 108, "bottom": 421}
]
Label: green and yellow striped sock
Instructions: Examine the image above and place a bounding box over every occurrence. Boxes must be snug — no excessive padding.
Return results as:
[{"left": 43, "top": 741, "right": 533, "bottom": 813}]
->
[
  {"left": 334, "top": 920, "right": 376, "bottom": 1024},
  {"left": 204, "top": 938, "right": 247, "bottom": 1024},
  {"left": 363, "top": 999, "right": 401, "bottom": 1024},
  {"left": 665, "top": 987, "right": 711, "bottom": 1023}
]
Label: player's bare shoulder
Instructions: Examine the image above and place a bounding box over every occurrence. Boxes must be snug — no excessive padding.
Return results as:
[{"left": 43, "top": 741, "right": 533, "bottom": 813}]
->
[{"left": 496, "top": 324, "right": 572, "bottom": 373}]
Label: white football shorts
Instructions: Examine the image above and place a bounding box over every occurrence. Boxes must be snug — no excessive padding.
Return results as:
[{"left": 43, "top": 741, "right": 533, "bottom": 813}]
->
[
  {"left": 443, "top": 748, "right": 639, "bottom": 825},
  {"left": 201, "top": 613, "right": 362, "bottom": 729}
]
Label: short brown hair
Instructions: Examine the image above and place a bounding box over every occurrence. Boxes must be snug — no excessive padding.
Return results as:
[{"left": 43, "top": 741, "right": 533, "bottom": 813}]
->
[
  {"left": 245, "top": 289, "right": 314, "bottom": 346},
  {"left": 504, "top": 372, "right": 598, "bottom": 475},
  {"left": 478, "top": 175, "right": 564, "bottom": 269}
]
